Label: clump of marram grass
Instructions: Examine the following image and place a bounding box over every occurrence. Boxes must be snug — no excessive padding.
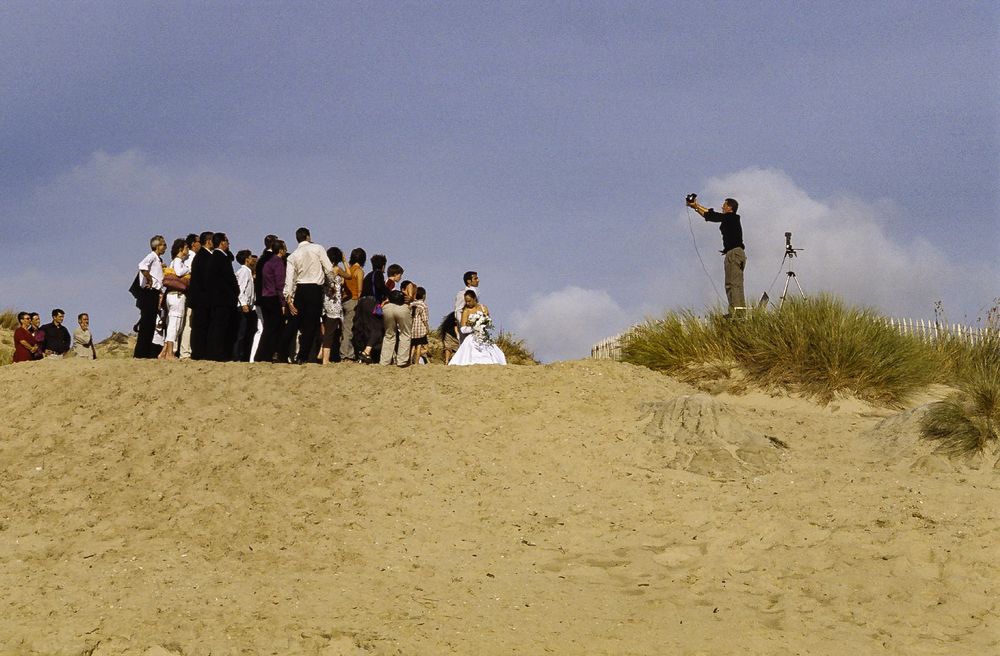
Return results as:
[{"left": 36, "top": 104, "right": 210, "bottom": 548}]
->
[
  {"left": 929, "top": 329, "right": 1000, "bottom": 386},
  {"left": 0, "top": 309, "right": 18, "bottom": 331},
  {"left": 495, "top": 331, "right": 540, "bottom": 365},
  {"left": 0, "top": 309, "right": 16, "bottom": 366},
  {"left": 920, "top": 364, "right": 1000, "bottom": 456},
  {"left": 622, "top": 295, "right": 939, "bottom": 406},
  {"left": 927, "top": 296, "right": 999, "bottom": 386},
  {"left": 621, "top": 310, "right": 734, "bottom": 382},
  {"left": 724, "top": 295, "right": 939, "bottom": 405}
]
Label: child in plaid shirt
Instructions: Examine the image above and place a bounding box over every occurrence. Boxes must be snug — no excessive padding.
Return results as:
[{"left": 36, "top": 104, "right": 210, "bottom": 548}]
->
[{"left": 409, "top": 286, "right": 429, "bottom": 364}]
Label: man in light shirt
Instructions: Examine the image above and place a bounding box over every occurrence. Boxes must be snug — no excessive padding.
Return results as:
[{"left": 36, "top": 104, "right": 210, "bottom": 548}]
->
[
  {"left": 283, "top": 226, "right": 334, "bottom": 364},
  {"left": 134, "top": 235, "right": 166, "bottom": 358},
  {"left": 234, "top": 249, "right": 257, "bottom": 361},
  {"left": 454, "top": 271, "right": 479, "bottom": 322}
]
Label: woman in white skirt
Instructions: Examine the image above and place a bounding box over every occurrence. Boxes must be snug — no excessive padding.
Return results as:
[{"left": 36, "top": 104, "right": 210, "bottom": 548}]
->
[
  {"left": 448, "top": 289, "right": 506, "bottom": 366},
  {"left": 159, "top": 238, "right": 190, "bottom": 360}
]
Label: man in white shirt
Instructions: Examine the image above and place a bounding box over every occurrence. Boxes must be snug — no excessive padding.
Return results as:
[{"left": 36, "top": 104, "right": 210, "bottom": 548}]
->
[
  {"left": 283, "top": 227, "right": 334, "bottom": 364},
  {"left": 234, "top": 249, "right": 257, "bottom": 361},
  {"left": 454, "top": 271, "right": 479, "bottom": 321},
  {"left": 134, "top": 235, "right": 166, "bottom": 358}
]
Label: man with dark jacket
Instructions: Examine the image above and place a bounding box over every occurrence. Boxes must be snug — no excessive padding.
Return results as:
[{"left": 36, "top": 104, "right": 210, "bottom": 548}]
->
[
  {"left": 186, "top": 231, "right": 214, "bottom": 360},
  {"left": 206, "top": 232, "right": 239, "bottom": 361}
]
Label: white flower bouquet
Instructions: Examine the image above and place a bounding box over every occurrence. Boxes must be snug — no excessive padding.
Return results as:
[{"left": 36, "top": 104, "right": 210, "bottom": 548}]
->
[{"left": 468, "top": 311, "right": 495, "bottom": 345}]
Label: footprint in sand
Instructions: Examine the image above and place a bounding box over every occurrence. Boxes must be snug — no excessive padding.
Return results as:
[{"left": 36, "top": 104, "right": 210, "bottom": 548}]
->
[
  {"left": 647, "top": 542, "right": 707, "bottom": 568},
  {"left": 640, "top": 394, "right": 785, "bottom": 479}
]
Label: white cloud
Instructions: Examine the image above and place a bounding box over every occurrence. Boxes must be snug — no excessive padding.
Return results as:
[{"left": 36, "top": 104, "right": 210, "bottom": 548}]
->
[
  {"left": 2, "top": 150, "right": 258, "bottom": 338},
  {"left": 31, "top": 149, "right": 257, "bottom": 229},
  {"left": 509, "top": 286, "right": 631, "bottom": 362}
]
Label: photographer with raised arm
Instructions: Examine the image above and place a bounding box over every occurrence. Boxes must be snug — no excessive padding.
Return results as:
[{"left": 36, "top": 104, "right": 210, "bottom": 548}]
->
[{"left": 686, "top": 193, "right": 746, "bottom": 315}]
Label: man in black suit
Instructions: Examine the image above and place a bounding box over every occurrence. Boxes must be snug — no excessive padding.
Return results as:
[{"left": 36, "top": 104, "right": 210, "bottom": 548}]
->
[
  {"left": 187, "top": 231, "right": 214, "bottom": 360},
  {"left": 207, "top": 231, "right": 239, "bottom": 361}
]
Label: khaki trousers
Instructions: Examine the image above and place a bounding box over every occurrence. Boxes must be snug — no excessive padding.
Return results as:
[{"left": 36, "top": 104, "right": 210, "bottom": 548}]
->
[
  {"left": 379, "top": 302, "right": 412, "bottom": 366},
  {"left": 340, "top": 298, "right": 358, "bottom": 360},
  {"left": 178, "top": 306, "right": 193, "bottom": 358},
  {"left": 724, "top": 247, "right": 747, "bottom": 312}
]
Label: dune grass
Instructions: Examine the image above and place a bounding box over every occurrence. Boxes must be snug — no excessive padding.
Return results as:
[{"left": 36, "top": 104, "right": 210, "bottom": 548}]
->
[
  {"left": 619, "top": 310, "right": 735, "bottom": 382},
  {"left": 622, "top": 295, "right": 943, "bottom": 406},
  {"left": 0, "top": 309, "right": 16, "bottom": 366},
  {"left": 918, "top": 301, "right": 1000, "bottom": 455},
  {"left": 0, "top": 309, "right": 18, "bottom": 331},
  {"left": 496, "top": 331, "right": 540, "bottom": 365},
  {"left": 920, "top": 364, "right": 1000, "bottom": 456}
]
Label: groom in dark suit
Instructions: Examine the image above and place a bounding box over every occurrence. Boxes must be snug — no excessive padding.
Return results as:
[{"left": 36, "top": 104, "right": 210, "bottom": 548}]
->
[
  {"left": 206, "top": 231, "right": 239, "bottom": 361},
  {"left": 187, "top": 231, "right": 214, "bottom": 360}
]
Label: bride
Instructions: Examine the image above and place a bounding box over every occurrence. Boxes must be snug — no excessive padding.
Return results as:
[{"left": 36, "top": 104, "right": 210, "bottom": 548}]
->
[{"left": 448, "top": 290, "right": 507, "bottom": 366}]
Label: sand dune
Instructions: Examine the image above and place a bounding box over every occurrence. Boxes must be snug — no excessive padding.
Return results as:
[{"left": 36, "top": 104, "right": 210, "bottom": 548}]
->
[{"left": 1, "top": 358, "right": 997, "bottom": 655}]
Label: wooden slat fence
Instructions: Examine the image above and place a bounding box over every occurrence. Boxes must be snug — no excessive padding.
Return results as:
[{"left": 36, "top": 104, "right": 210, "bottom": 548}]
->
[{"left": 591, "top": 318, "right": 997, "bottom": 361}]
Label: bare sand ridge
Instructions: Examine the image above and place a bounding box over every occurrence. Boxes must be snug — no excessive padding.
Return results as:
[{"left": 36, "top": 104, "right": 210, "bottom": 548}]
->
[{"left": 1, "top": 358, "right": 997, "bottom": 655}]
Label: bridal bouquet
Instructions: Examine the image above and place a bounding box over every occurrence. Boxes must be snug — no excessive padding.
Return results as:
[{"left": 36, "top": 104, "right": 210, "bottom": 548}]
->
[{"left": 468, "top": 311, "right": 495, "bottom": 345}]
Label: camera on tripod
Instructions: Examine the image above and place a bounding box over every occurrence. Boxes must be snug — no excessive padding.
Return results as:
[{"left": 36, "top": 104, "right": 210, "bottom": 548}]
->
[
  {"left": 685, "top": 193, "right": 698, "bottom": 204},
  {"left": 784, "top": 231, "right": 799, "bottom": 257},
  {"left": 778, "top": 230, "right": 805, "bottom": 306}
]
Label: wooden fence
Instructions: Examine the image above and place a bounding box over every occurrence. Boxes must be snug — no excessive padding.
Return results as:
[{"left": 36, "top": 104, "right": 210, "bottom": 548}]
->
[
  {"left": 882, "top": 317, "right": 996, "bottom": 345},
  {"left": 591, "top": 318, "right": 996, "bottom": 361}
]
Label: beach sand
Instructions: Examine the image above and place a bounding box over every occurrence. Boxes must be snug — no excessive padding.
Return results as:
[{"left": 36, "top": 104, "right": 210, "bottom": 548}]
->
[{"left": 0, "top": 358, "right": 997, "bottom": 655}]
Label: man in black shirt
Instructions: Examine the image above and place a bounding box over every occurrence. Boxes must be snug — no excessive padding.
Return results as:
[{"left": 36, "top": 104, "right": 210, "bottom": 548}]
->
[
  {"left": 39, "top": 308, "right": 72, "bottom": 356},
  {"left": 687, "top": 195, "right": 747, "bottom": 314}
]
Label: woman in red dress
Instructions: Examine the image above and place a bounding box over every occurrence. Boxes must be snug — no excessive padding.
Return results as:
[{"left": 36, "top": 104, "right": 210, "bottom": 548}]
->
[{"left": 12, "top": 312, "right": 39, "bottom": 363}]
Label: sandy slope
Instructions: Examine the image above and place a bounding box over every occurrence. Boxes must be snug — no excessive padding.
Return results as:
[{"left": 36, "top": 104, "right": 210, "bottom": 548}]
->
[{"left": 0, "top": 358, "right": 997, "bottom": 655}]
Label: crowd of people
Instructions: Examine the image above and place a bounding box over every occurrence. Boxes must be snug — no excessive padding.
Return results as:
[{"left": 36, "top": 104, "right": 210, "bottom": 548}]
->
[
  {"left": 11, "top": 309, "right": 96, "bottom": 362},
  {"left": 127, "top": 227, "right": 505, "bottom": 366}
]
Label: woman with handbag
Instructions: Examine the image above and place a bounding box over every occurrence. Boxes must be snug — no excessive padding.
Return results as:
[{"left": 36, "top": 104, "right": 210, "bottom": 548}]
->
[
  {"left": 355, "top": 254, "right": 389, "bottom": 363},
  {"left": 159, "top": 238, "right": 191, "bottom": 359}
]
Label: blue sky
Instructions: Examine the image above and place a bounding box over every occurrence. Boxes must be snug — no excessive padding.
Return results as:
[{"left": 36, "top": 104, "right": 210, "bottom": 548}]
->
[{"left": 1, "top": 1, "right": 997, "bottom": 360}]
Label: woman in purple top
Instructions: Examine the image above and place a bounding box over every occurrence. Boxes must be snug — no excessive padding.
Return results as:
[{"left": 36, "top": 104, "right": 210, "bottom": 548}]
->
[{"left": 254, "top": 240, "right": 288, "bottom": 363}]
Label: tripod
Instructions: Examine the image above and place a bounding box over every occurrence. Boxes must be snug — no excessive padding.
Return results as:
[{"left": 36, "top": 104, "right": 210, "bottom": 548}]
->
[{"left": 778, "top": 233, "right": 805, "bottom": 308}]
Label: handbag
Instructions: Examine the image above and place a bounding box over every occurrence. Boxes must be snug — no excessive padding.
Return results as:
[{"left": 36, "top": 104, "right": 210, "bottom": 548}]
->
[
  {"left": 162, "top": 273, "right": 189, "bottom": 293},
  {"left": 128, "top": 274, "right": 142, "bottom": 300},
  {"left": 370, "top": 275, "right": 384, "bottom": 316}
]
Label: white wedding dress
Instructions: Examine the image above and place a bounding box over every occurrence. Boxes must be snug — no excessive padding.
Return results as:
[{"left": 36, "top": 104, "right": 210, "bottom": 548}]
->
[{"left": 448, "top": 332, "right": 507, "bottom": 366}]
